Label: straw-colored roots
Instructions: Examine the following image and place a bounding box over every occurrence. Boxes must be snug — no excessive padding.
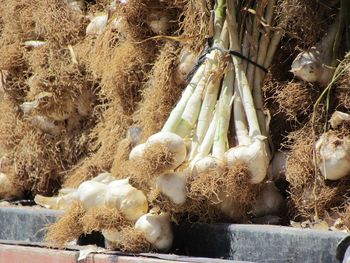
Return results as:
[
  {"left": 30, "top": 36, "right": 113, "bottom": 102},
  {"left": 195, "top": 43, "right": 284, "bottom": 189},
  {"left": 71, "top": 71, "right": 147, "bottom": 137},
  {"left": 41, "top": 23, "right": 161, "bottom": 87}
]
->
[
  {"left": 82, "top": 207, "right": 128, "bottom": 234},
  {"left": 274, "top": 81, "right": 317, "bottom": 121},
  {"left": 45, "top": 202, "right": 85, "bottom": 248},
  {"left": 106, "top": 226, "right": 151, "bottom": 253}
]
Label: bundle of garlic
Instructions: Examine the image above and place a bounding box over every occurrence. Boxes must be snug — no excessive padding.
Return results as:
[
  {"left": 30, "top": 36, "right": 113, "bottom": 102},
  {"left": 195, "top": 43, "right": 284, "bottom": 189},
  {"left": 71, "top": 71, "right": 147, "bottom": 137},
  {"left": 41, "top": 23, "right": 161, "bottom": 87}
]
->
[
  {"left": 35, "top": 172, "right": 173, "bottom": 251},
  {"left": 124, "top": 0, "right": 285, "bottom": 222}
]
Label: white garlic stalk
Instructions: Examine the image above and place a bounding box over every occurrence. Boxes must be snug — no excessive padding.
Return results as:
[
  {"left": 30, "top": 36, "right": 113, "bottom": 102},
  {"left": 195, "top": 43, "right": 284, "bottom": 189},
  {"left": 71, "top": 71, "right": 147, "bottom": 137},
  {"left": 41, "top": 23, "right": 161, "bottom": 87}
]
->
[
  {"left": 134, "top": 210, "right": 173, "bottom": 251},
  {"left": 24, "top": 41, "right": 47, "bottom": 48},
  {"left": 316, "top": 132, "right": 350, "bottom": 180}
]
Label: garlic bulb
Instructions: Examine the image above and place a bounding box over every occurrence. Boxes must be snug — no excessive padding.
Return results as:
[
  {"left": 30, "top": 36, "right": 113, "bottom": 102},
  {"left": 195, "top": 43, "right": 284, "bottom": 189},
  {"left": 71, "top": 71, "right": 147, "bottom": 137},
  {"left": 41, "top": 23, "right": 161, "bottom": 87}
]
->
[
  {"left": 129, "top": 143, "right": 146, "bottom": 160},
  {"left": 31, "top": 116, "right": 61, "bottom": 136},
  {"left": 135, "top": 211, "right": 173, "bottom": 251},
  {"left": 66, "top": 0, "right": 85, "bottom": 12},
  {"left": 252, "top": 181, "right": 284, "bottom": 217},
  {"left": 174, "top": 49, "right": 197, "bottom": 85},
  {"left": 316, "top": 132, "right": 350, "bottom": 180},
  {"left": 34, "top": 190, "right": 79, "bottom": 210},
  {"left": 146, "top": 11, "right": 170, "bottom": 35},
  {"left": 268, "top": 151, "right": 288, "bottom": 180},
  {"left": 91, "top": 172, "right": 116, "bottom": 184},
  {"left": 329, "top": 111, "right": 350, "bottom": 129},
  {"left": 191, "top": 156, "right": 224, "bottom": 178},
  {"left": 155, "top": 172, "right": 187, "bottom": 205},
  {"left": 145, "top": 132, "right": 187, "bottom": 170},
  {"left": 86, "top": 14, "right": 108, "bottom": 35},
  {"left": 226, "top": 137, "right": 268, "bottom": 184},
  {"left": 0, "top": 173, "right": 21, "bottom": 199},
  {"left": 77, "top": 181, "right": 108, "bottom": 210},
  {"left": 105, "top": 179, "right": 148, "bottom": 221},
  {"left": 102, "top": 228, "right": 121, "bottom": 243}
]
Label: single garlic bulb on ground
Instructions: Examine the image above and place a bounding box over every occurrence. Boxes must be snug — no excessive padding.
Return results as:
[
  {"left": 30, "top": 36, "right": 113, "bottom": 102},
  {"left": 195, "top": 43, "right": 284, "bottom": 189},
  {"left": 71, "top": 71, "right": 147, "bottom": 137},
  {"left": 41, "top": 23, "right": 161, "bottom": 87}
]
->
[
  {"left": 316, "top": 132, "right": 350, "bottom": 180},
  {"left": 155, "top": 172, "right": 187, "bottom": 205},
  {"left": 135, "top": 211, "right": 173, "bottom": 251},
  {"left": 105, "top": 179, "right": 148, "bottom": 221}
]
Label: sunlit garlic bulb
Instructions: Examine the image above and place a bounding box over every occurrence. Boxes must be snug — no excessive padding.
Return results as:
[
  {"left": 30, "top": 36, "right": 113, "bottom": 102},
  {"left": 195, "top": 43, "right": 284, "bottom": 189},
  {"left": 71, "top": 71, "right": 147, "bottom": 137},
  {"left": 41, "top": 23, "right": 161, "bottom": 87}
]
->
[
  {"left": 316, "top": 132, "right": 350, "bottom": 180},
  {"left": 155, "top": 172, "right": 187, "bottom": 205},
  {"left": 135, "top": 211, "right": 173, "bottom": 251}
]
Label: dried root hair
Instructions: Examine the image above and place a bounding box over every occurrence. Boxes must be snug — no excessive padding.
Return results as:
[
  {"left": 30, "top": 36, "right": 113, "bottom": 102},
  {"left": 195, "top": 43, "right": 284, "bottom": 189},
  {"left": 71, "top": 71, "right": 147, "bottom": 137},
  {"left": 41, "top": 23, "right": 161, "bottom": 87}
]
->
[
  {"left": 276, "top": 0, "right": 335, "bottom": 49},
  {"left": 82, "top": 207, "right": 128, "bottom": 234},
  {"left": 179, "top": 0, "right": 212, "bottom": 53},
  {"left": 45, "top": 202, "right": 85, "bottom": 248},
  {"left": 32, "top": 0, "right": 86, "bottom": 46},
  {"left": 106, "top": 226, "right": 151, "bottom": 253},
  {"left": 133, "top": 42, "right": 184, "bottom": 141},
  {"left": 217, "top": 163, "right": 260, "bottom": 222},
  {"left": 186, "top": 162, "right": 259, "bottom": 222},
  {"left": 286, "top": 123, "right": 350, "bottom": 220},
  {"left": 121, "top": 143, "right": 174, "bottom": 192},
  {"left": 274, "top": 81, "right": 318, "bottom": 122}
]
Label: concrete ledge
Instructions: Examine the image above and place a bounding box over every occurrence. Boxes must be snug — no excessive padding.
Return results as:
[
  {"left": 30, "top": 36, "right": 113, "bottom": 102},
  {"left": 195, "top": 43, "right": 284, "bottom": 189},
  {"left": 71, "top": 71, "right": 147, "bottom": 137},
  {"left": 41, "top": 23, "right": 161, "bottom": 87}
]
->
[
  {"left": 173, "top": 223, "right": 349, "bottom": 263},
  {"left": 0, "top": 206, "right": 349, "bottom": 262},
  {"left": 0, "top": 206, "right": 60, "bottom": 242}
]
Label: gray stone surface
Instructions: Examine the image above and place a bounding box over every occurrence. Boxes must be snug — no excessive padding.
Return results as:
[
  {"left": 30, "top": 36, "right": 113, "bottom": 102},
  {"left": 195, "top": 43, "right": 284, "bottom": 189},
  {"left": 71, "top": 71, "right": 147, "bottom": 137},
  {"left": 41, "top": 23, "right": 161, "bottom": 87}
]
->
[
  {"left": 0, "top": 206, "right": 60, "bottom": 242},
  {"left": 0, "top": 207, "right": 349, "bottom": 262},
  {"left": 173, "top": 223, "right": 349, "bottom": 263}
]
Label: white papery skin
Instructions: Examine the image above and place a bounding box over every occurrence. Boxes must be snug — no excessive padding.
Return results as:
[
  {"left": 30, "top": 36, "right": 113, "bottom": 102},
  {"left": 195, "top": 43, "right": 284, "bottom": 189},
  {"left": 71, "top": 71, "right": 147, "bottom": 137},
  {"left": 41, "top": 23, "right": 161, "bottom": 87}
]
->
[
  {"left": 252, "top": 181, "right": 284, "bottom": 217},
  {"left": 145, "top": 132, "right": 187, "bottom": 170},
  {"left": 105, "top": 180, "right": 148, "bottom": 221},
  {"left": 129, "top": 143, "right": 146, "bottom": 160},
  {"left": 225, "top": 137, "right": 269, "bottom": 184},
  {"left": 135, "top": 212, "right": 173, "bottom": 251},
  {"left": 316, "top": 133, "right": 350, "bottom": 180},
  {"left": 91, "top": 172, "right": 116, "bottom": 184},
  {"left": 191, "top": 156, "right": 225, "bottom": 179},
  {"left": 34, "top": 190, "right": 79, "bottom": 210},
  {"left": 102, "top": 229, "right": 121, "bottom": 243},
  {"left": 86, "top": 15, "right": 108, "bottom": 35},
  {"left": 174, "top": 49, "right": 197, "bottom": 85},
  {"left": 77, "top": 181, "right": 108, "bottom": 210},
  {"left": 155, "top": 172, "right": 187, "bottom": 205}
]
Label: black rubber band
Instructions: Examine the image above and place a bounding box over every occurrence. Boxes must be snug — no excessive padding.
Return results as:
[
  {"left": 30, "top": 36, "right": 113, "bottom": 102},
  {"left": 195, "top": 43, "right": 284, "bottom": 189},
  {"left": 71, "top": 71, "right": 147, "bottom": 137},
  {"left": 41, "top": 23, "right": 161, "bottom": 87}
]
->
[
  {"left": 209, "top": 46, "right": 268, "bottom": 73},
  {"left": 186, "top": 44, "right": 268, "bottom": 83}
]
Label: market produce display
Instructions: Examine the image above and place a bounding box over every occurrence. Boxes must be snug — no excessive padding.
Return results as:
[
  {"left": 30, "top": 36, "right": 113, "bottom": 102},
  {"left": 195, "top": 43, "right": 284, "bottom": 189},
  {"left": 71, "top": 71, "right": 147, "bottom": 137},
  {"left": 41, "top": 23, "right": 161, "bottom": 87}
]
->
[{"left": 0, "top": 0, "right": 349, "bottom": 254}]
